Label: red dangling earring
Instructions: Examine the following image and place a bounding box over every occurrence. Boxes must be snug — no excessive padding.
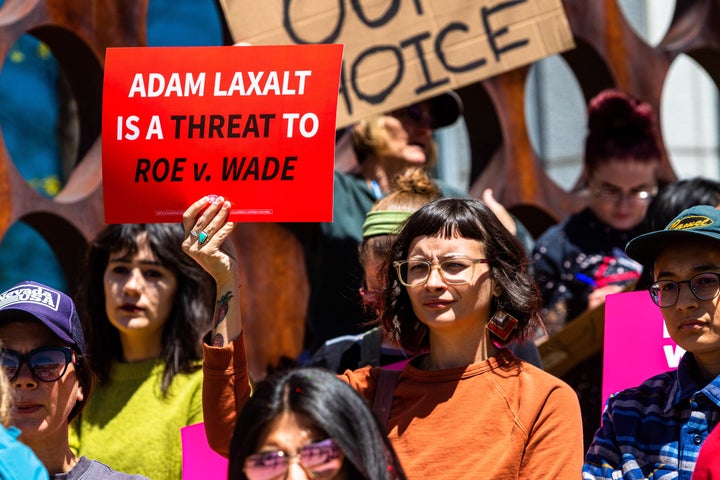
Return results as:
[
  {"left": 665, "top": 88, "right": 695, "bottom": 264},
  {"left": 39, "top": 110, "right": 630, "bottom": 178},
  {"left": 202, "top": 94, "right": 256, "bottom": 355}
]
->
[{"left": 486, "top": 310, "right": 519, "bottom": 342}]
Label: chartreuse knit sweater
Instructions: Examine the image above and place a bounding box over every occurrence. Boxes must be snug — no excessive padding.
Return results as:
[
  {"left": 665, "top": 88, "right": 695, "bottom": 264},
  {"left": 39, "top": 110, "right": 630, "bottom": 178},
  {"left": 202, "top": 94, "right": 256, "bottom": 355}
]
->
[{"left": 69, "top": 359, "right": 203, "bottom": 480}]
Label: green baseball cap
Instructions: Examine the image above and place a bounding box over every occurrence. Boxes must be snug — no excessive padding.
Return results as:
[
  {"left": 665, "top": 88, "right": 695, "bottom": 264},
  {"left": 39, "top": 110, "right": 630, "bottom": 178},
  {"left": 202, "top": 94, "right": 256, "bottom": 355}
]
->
[{"left": 626, "top": 204, "right": 720, "bottom": 266}]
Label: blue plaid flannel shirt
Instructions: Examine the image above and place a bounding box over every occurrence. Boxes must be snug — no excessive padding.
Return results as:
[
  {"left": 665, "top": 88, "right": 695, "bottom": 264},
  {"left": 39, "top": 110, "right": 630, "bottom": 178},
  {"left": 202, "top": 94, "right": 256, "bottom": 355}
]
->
[{"left": 583, "top": 353, "right": 720, "bottom": 480}]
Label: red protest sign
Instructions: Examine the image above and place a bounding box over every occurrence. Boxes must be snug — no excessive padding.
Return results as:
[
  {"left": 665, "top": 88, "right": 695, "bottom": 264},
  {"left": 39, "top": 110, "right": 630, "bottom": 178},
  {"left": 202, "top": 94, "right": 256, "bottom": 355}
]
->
[{"left": 102, "top": 44, "right": 343, "bottom": 223}]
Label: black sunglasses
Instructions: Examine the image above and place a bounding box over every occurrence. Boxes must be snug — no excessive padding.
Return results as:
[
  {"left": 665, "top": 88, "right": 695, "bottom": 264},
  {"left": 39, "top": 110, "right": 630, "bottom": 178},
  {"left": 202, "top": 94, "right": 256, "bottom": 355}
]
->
[{"left": 1, "top": 346, "right": 78, "bottom": 383}]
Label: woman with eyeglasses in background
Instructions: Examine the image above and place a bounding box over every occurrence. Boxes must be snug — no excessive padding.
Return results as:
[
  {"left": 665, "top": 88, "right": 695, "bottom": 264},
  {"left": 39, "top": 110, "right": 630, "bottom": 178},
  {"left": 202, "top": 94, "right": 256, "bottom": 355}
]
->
[
  {"left": 185, "top": 196, "right": 583, "bottom": 478},
  {"left": 532, "top": 88, "right": 663, "bottom": 337},
  {"left": 0, "top": 280, "right": 145, "bottom": 478},
  {"left": 584, "top": 204, "right": 720, "bottom": 479},
  {"left": 228, "top": 367, "right": 406, "bottom": 480},
  {"left": 531, "top": 88, "right": 664, "bottom": 447}
]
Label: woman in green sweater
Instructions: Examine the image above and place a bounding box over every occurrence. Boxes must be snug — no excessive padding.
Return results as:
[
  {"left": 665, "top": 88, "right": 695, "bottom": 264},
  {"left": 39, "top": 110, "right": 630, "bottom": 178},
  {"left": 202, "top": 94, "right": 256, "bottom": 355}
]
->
[{"left": 70, "top": 223, "right": 215, "bottom": 480}]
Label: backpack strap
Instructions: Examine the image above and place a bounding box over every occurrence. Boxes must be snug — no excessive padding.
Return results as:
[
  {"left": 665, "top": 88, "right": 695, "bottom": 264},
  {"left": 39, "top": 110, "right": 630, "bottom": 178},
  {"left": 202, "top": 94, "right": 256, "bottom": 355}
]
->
[
  {"left": 372, "top": 368, "right": 400, "bottom": 427},
  {"left": 359, "top": 327, "right": 383, "bottom": 367}
]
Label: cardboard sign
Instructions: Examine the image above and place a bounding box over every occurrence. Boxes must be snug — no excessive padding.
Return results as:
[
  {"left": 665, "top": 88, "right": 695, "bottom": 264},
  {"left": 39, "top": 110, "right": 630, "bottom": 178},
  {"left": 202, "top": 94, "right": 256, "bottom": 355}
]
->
[
  {"left": 102, "top": 44, "right": 343, "bottom": 224},
  {"left": 602, "top": 291, "right": 684, "bottom": 409},
  {"left": 181, "top": 422, "right": 228, "bottom": 479},
  {"left": 219, "top": 0, "right": 575, "bottom": 128}
]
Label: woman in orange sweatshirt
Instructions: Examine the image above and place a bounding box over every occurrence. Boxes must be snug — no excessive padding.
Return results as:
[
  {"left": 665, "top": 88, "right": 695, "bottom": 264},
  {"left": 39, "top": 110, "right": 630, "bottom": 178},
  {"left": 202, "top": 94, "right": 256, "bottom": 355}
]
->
[{"left": 183, "top": 195, "right": 584, "bottom": 479}]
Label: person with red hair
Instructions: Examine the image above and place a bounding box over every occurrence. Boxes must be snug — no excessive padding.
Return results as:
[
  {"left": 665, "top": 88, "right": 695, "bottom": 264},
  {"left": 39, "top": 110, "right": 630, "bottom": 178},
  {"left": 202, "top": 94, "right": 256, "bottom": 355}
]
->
[{"left": 531, "top": 88, "right": 663, "bottom": 446}]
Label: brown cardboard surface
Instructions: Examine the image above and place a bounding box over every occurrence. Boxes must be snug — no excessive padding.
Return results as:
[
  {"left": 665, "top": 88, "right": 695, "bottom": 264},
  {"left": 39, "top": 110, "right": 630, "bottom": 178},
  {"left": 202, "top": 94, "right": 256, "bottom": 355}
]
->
[
  {"left": 538, "top": 305, "right": 604, "bottom": 378},
  {"left": 219, "top": 0, "right": 575, "bottom": 128}
]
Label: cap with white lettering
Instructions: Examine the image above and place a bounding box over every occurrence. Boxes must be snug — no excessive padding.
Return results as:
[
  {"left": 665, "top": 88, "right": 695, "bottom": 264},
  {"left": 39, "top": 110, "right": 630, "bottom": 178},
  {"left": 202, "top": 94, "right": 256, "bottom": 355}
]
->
[
  {"left": 626, "top": 204, "right": 720, "bottom": 267},
  {"left": 0, "top": 281, "right": 86, "bottom": 355}
]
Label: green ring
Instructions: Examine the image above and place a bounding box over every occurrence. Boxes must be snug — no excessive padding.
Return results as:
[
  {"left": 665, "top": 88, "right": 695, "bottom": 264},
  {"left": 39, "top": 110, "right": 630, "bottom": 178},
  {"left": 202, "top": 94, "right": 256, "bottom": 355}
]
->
[{"left": 198, "top": 231, "right": 209, "bottom": 245}]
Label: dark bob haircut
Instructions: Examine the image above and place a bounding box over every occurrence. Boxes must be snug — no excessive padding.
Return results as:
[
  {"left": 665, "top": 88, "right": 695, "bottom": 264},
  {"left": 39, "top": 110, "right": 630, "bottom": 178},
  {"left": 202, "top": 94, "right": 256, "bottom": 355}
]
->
[
  {"left": 380, "top": 198, "right": 543, "bottom": 353},
  {"left": 76, "top": 223, "right": 214, "bottom": 395},
  {"left": 227, "top": 367, "right": 406, "bottom": 480}
]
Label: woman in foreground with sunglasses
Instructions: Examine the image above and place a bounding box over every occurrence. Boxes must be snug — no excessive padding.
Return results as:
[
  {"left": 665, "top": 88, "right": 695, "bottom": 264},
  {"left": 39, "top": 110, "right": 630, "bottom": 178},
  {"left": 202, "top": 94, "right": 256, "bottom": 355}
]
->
[
  {"left": 228, "top": 367, "right": 406, "bottom": 480},
  {"left": 0, "top": 280, "right": 145, "bottom": 478},
  {"left": 183, "top": 196, "right": 584, "bottom": 479},
  {"left": 584, "top": 204, "right": 720, "bottom": 479}
]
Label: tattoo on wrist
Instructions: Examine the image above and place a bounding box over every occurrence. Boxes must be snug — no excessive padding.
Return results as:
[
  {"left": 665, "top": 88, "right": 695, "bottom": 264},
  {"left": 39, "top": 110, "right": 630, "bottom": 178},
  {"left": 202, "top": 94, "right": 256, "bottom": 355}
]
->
[
  {"left": 213, "top": 291, "right": 234, "bottom": 329},
  {"left": 212, "top": 333, "right": 225, "bottom": 347}
]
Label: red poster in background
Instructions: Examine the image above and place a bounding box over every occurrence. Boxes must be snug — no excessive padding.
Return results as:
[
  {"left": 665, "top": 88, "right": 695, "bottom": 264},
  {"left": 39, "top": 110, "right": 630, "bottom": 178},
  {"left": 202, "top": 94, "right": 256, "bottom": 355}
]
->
[{"left": 102, "top": 44, "right": 343, "bottom": 223}]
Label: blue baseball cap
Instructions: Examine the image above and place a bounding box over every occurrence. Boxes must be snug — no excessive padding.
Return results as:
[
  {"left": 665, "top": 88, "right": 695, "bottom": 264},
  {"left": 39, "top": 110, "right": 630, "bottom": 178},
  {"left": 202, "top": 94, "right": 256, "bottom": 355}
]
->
[
  {"left": 626, "top": 204, "right": 720, "bottom": 267},
  {"left": 0, "top": 281, "right": 86, "bottom": 355}
]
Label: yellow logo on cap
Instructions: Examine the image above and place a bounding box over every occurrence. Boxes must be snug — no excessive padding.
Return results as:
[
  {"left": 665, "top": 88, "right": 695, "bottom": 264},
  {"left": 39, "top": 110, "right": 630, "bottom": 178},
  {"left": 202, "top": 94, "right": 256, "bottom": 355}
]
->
[{"left": 669, "top": 215, "right": 713, "bottom": 230}]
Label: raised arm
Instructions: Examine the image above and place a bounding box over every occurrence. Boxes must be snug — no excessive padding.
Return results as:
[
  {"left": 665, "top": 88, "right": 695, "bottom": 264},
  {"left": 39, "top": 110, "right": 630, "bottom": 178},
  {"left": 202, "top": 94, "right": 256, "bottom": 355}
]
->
[
  {"left": 182, "top": 195, "right": 241, "bottom": 344},
  {"left": 182, "top": 195, "right": 250, "bottom": 456}
]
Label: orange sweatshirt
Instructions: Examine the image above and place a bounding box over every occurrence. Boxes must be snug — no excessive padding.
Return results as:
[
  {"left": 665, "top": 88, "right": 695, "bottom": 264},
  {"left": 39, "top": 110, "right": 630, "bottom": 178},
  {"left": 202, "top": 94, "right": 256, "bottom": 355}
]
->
[
  {"left": 203, "top": 338, "right": 583, "bottom": 479},
  {"left": 341, "top": 349, "right": 583, "bottom": 479}
]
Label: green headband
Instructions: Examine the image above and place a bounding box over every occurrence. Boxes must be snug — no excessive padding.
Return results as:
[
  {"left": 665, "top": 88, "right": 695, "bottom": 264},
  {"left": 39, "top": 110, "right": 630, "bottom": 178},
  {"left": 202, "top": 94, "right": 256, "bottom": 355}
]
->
[{"left": 362, "top": 210, "right": 413, "bottom": 238}]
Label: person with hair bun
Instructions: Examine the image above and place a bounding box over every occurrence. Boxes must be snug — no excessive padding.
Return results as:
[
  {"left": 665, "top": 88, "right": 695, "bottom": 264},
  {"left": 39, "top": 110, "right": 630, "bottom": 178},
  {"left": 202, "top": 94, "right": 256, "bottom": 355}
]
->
[
  {"left": 531, "top": 89, "right": 663, "bottom": 446},
  {"left": 293, "top": 93, "right": 465, "bottom": 354},
  {"left": 310, "top": 168, "right": 543, "bottom": 372},
  {"left": 309, "top": 168, "right": 442, "bottom": 372},
  {"left": 533, "top": 88, "right": 662, "bottom": 333}
]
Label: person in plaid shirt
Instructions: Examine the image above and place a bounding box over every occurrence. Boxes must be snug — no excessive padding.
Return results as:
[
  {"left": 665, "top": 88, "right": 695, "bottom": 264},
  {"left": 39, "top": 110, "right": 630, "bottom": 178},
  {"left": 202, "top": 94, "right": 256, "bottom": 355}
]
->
[{"left": 583, "top": 204, "right": 720, "bottom": 479}]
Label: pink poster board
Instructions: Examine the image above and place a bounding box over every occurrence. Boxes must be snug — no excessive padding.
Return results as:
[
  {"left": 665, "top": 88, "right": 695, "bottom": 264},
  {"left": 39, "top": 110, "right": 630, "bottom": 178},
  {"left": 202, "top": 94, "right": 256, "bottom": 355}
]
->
[
  {"left": 602, "top": 291, "right": 685, "bottom": 408},
  {"left": 181, "top": 422, "right": 228, "bottom": 480}
]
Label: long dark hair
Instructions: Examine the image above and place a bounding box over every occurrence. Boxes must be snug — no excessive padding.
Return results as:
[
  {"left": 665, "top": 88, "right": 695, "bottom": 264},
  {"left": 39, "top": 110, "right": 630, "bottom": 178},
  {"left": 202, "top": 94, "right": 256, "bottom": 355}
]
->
[
  {"left": 228, "top": 367, "right": 406, "bottom": 480},
  {"left": 76, "top": 223, "right": 214, "bottom": 395},
  {"left": 380, "top": 198, "right": 543, "bottom": 353}
]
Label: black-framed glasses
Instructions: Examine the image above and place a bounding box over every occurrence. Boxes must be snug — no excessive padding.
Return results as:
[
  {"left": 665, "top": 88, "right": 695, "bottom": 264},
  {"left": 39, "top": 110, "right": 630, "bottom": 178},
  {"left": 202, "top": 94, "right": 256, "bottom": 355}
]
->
[
  {"left": 0, "top": 346, "right": 77, "bottom": 383},
  {"left": 393, "top": 257, "right": 488, "bottom": 287},
  {"left": 243, "top": 438, "right": 343, "bottom": 480},
  {"left": 590, "top": 185, "right": 657, "bottom": 204},
  {"left": 650, "top": 272, "right": 720, "bottom": 308}
]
